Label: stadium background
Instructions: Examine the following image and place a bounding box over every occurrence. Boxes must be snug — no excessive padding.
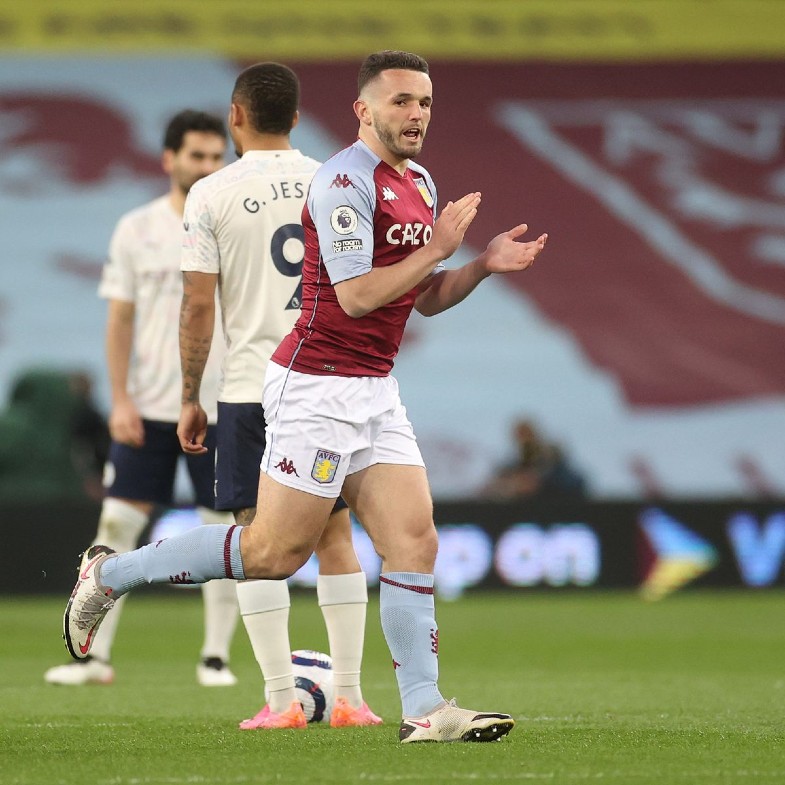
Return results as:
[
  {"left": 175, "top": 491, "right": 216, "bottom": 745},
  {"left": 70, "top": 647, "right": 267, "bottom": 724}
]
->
[{"left": 1, "top": 0, "right": 785, "bottom": 599}]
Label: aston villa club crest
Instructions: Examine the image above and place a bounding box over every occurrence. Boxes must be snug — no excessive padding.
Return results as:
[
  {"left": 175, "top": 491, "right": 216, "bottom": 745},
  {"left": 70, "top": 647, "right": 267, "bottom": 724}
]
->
[
  {"left": 413, "top": 177, "right": 434, "bottom": 208},
  {"left": 311, "top": 449, "right": 341, "bottom": 484}
]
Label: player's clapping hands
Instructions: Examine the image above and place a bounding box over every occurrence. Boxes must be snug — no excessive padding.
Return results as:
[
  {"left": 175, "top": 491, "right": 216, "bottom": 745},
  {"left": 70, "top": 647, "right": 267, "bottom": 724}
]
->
[
  {"left": 482, "top": 224, "right": 548, "bottom": 274},
  {"left": 430, "top": 192, "right": 482, "bottom": 260}
]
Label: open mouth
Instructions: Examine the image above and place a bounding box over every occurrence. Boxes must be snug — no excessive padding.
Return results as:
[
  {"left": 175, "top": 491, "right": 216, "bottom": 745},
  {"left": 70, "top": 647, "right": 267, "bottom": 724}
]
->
[{"left": 402, "top": 128, "right": 421, "bottom": 141}]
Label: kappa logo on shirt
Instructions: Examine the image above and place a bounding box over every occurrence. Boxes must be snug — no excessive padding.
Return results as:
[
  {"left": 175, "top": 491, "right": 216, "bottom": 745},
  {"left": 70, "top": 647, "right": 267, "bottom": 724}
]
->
[
  {"left": 382, "top": 186, "right": 398, "bottom": 201},
  {"left": 329, "top": 173, "right": 354, "bottom": 189}
]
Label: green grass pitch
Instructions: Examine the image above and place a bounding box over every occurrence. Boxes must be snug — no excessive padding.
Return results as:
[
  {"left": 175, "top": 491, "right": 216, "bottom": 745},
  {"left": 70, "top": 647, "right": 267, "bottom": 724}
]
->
[{"left": 1, "top": 590, "right": 783, "bottom": 784}]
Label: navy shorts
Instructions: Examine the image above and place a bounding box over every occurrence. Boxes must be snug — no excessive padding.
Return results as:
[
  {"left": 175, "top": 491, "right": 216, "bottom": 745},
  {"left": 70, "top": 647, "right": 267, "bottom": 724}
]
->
[
  {"left": 215, "top": 401, "right": 347, "bottom": 514},
  {"left": 104, "top": 419, "right": 216, "bottom": 509}
]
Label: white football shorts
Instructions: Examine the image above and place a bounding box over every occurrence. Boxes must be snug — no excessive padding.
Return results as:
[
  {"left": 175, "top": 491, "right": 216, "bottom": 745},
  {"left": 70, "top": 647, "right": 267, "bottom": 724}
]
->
[{"left": 261, "top": 362, "right": 425, "bottom": 498}]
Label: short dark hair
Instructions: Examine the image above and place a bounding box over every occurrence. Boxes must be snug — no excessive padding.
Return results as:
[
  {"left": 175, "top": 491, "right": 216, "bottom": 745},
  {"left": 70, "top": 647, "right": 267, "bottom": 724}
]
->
[
  {"left": 358, "top": 50, "right": 429, "bottom": 95},
  {"left": 163, "top": 110, "right": 226, "bottom": 152},
  {"left": 232, "top": 62, "right": 300, "bottom": 135}
]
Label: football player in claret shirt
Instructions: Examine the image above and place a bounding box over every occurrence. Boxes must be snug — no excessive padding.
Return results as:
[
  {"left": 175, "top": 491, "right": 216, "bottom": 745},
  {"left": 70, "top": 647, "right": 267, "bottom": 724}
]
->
[{"left": 65, "top": 50, "right": 547, "bottom": 744}]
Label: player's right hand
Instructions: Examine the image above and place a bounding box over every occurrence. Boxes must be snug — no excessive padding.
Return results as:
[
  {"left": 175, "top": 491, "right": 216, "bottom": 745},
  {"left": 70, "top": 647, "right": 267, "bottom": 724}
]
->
[
  {"left": 109, "top": 398, "right": 145, "bottom": 448},
  {"left": 429, "top": 192, "right": 481, "bottom": 260},
  {"left": 178, "top": 403, "right": 209, "bottom": 454}
]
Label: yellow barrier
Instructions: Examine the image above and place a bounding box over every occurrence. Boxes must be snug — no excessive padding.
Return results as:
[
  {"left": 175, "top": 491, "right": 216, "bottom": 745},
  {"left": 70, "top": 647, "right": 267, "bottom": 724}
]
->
[{"left": 2, "top": 0, "right": 784, "bottom": 60}]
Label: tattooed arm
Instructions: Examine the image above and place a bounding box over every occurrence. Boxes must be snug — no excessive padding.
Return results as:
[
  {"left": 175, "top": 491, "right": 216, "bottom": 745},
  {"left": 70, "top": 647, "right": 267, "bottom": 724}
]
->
[{"left": 177, "top": 269, "right": 218, "bottom": 453}]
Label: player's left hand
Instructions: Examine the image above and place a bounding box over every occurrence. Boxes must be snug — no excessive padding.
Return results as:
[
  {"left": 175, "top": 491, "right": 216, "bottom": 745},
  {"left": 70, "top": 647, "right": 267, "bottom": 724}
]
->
[{"left": 482, "top": 224, "right": 548, "bottom": 274}]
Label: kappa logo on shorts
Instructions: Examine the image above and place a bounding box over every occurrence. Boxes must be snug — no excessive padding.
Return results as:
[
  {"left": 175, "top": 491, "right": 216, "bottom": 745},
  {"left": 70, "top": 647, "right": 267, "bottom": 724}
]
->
[
  {"left": 275, "top": 457, "right": 300, "bottom": 476},
  {"left": 311, "top": 449, "right": 341, "bottom": 484}
]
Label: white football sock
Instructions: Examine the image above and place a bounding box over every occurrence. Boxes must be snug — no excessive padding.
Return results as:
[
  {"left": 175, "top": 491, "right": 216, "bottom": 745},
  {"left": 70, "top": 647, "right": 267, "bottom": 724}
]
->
[
  {"left": 197, "top": 508, "right": 239, "bottom": 663},
  {"left": 89, "top": 498, "right": 148, "bottom": 662},
  {"left": 236, "top": 580, "right": 295, "bottom": 713},
  {"left": 317, "top": 572, "right": 368, "bottom": 708}
]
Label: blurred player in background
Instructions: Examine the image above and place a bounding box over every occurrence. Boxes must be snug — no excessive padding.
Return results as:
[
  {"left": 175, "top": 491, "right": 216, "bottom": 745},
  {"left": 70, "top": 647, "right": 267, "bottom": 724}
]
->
[
  {"left": 481, "top": 418, "right": 587, "bottom": 501},
  {"left": 65, "top": 50, "right": 546, "bottom": 743},
  {"left": 46, "top": 110, "right": 239, "bottom": 687},
  {"left": 177, "top": 63, "right": 380, "bottom": 729}
]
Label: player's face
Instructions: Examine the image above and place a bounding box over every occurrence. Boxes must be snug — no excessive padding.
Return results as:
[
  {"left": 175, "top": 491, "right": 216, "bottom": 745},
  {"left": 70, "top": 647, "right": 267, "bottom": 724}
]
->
[
  {"left": 366, "top": 69, "right": 432, "bottom": 160},
  {"left": 168, "top": 131, "right": 226, "bottom": 195}
]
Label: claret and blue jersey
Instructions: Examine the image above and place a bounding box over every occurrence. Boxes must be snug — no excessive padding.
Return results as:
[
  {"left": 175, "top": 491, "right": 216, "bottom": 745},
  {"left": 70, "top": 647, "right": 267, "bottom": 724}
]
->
[{"left": 272, "top": 139, "right": 440, "bottom": 377}]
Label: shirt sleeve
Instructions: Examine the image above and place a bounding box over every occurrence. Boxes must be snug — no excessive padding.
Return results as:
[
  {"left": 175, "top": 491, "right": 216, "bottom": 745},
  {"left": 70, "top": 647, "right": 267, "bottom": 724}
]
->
[
  {"left": 423, "top": 170, "right": 445, "bottom": 273},
  {"left": 181, "top": 182, "right": 220, "bottom": 273},
  {"left": 97, "top": 216, "right": 135, "bottom": 302},
  {"left": 423, "top": 168, "right": 438, "bottom": 219},
  {"left": 308, "top": 164, "right": 376, "bottom": 285}
]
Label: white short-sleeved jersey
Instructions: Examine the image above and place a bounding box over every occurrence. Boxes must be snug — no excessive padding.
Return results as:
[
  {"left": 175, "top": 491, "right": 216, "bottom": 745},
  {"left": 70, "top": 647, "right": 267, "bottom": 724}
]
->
[
  {"left": 98, "top": 195, "right": 223, "bottom": 423},
  {"left": 181, "top": 149, "right": 321, "bottom": 403}
]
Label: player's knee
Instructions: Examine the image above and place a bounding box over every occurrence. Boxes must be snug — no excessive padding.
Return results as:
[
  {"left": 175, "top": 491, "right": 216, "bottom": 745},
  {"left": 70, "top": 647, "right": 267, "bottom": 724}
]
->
[
  {"left": 315, "top": 515, "right": 353, "bottom": 554},
  {"left": 417, "top": 525, "right": 439, "bottom": 564},
  {"left": 94, "top": 497, "right": 149, "bottom": 552},
  {"left": 381, "top": 521, "right": 438, "bottom": 569},
  {"left": 314, "top": 536, "right": 360, "bottom": 574},
  {"left": 240, "top": 537, "right": 313, "bottom": 580}
]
